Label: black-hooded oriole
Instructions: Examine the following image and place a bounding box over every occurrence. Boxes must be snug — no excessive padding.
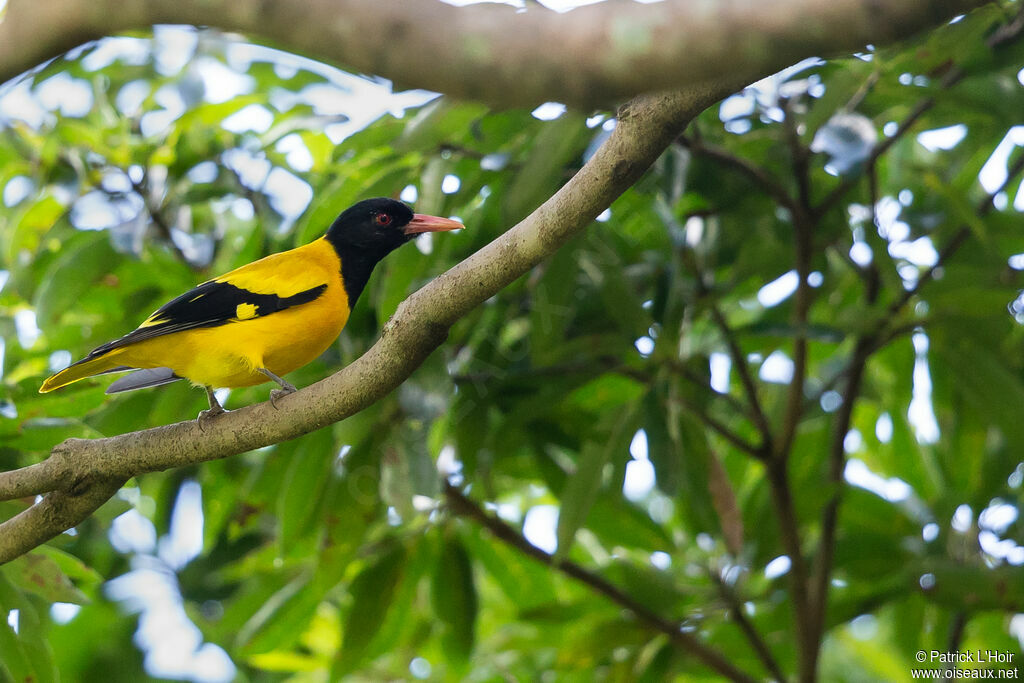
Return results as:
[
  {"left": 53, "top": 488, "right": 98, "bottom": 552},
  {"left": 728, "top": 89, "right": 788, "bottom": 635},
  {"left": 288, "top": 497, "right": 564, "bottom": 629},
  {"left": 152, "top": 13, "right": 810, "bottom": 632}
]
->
[{"left": 40, "top": 197, "right": 463, "bottom": 417}]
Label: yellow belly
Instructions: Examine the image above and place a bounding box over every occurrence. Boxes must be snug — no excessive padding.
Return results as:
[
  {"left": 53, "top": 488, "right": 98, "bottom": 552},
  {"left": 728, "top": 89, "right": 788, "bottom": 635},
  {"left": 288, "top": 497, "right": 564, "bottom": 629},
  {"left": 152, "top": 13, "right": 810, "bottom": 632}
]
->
[{"left": 113, "top": 288, "right": 349, "bottom": 388}]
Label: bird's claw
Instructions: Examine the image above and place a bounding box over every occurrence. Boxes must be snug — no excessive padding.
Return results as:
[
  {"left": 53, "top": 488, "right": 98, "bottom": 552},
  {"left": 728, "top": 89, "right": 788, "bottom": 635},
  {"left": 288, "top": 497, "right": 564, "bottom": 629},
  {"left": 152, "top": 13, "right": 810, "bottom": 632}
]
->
[
  {"left": 269, "top": 386, "right": 295, "bottom": 409},
  {"left": 197, "top": 404, "right": 226, "bottom": 430}
]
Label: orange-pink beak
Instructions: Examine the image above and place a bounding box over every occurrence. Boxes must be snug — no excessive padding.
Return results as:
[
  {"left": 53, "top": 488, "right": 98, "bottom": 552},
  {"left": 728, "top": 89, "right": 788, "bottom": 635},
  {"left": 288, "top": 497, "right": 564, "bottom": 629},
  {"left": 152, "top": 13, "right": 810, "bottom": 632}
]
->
[{"left": 404, "top": 214, "right": 465, "bottom": 235}]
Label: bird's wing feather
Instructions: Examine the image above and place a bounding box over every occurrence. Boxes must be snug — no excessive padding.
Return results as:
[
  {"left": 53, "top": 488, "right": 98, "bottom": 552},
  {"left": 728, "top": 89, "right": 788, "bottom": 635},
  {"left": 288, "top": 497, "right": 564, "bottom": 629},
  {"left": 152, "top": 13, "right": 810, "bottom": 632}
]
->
[
  {"left": 106, "top": 367, "right": 182, "bottom": 393},
  {"left": 87, "top": 279, "right": 327, "bottom": 357}
]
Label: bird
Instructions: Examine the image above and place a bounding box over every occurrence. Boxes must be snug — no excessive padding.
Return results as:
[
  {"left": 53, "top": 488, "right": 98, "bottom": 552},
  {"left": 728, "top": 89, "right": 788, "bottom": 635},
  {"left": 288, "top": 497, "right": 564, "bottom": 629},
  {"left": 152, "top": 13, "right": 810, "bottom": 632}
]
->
[{"left": 39, "top": 197, "right": 463, "bottom": 419}]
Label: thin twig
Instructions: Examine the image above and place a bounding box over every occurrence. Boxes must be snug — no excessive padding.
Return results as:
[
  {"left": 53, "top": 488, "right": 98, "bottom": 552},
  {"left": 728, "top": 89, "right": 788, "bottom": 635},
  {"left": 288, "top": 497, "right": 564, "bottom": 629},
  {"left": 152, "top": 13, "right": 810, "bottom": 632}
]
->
[
  {"left": 776, "top": 97, "right": 815, "bottom": 464},
  {"left": 765, "top": 460, "right": 814, "bottom": 683},
  {"left": 814, "top": 6, "right": 1024, "bottom": 221},
  {"left": 669, "top": 395, "right": 765, "bottom": 460},
  {"left": 710, "top": 570, "right": 788, "bottom": 682},
  {"left": 443, "top": 481, "right": 759, "bottom": 683},
  {"left": 675, "top": 363, "right": 756, "bottom": 425},
  {"left": 766, "top": 96, "right": 818, "bottom": 683},
  {"left": 129, "top": 174, "right": 197, "bottom": 268},
  {"left": 707, "top": 304, "right": 774, "bottom": 456},
  {"left": 806, "top": 162, "right": 883, "bottom": 644},
  {"left": 940, "top": 613, "right": 969, "bottom": 683},
  {"left": 807, "top": 336, "right": 872, "bottom": 649},
  {"left": 679, "top": 136, "right": 801, "bottom": 216}
]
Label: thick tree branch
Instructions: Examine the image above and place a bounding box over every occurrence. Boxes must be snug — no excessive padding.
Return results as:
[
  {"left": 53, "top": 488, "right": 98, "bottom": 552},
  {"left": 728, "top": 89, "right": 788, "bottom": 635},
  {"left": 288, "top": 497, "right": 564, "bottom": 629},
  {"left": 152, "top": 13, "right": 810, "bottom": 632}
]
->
[
  {"left": 0, "top": 0, "right": 990, "bottom": 109},
  {"left": 0, "top": 83, "right": 745, "bottom": 564}
]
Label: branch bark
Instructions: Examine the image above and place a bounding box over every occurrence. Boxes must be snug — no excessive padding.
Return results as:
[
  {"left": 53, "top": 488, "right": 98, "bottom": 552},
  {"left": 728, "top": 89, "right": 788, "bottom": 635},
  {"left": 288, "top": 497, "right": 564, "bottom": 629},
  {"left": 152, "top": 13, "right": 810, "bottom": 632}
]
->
[{"left": 0, "top": 0, "right": 990, "bottom": 109}]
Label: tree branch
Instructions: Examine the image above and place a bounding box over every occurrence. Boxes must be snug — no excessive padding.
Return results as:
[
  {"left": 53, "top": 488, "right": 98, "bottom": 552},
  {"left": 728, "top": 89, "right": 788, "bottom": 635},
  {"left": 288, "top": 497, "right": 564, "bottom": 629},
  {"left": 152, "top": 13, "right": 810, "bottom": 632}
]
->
[
  {"left": 890, "top": 149, "right": 1024, "bottom": 317},
  {"left": 442, "top": 481, "right": 759, "bottom": 683},
  {"left": 710, "top": 569, "right": 787, "bottom": 682},
  {"left": 806, "top": 335, "right": 871, "bottom": 661},
  {"left": 813, "top": 5, "right": 1024, "bottom": 219},
  {"left": 669, "top": 395, "right": 765, "bottom": 460},
  {"left": 0, "top": 84, "right": 745, "bottom": 564},
  {"left": 708, "top": 303, "right": 774, "bottom": 457},
  {"left": 0, "top": 0, "right": 990, "bottom": 109},
  {"left": 776, "top": 97, "right": 816, "bottom": 465},
  {"left": 765, "top": 461, "right": 815, "bottom": 683},
  {"left": 679, "top": 136, "right": 801, "bottom": 218}
]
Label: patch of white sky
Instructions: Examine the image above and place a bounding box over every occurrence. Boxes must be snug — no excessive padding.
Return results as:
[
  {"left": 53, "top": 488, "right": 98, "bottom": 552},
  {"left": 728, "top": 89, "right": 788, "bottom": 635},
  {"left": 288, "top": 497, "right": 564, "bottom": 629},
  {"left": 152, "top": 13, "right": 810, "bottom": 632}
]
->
[
  {"left": 522, "top": 505, "right": 559, "bottom": 553},
  {"left": 844, "top": 459, "right": 912, "bottom": 503},
  {"left": 765, "top": 555, "right": 791, "bottom": 580},
  {"left": 709, "top": 352, "right": 731, "bottom": 393},
  {"left": 719, "top": 57, "right": 826, "bottom": 134},
  {"left": 951, "top": 499, "right": 1024, "bottom": 566},
  {"left": 759, "top": 350, "right": 794, "bottom": 384},
  {"left": 908, "top": 331, "right": 940, "bottom": 444},
  {"left": 624, "top": 429, "right": 655, "bottom": 501},
  {"left": 979, "top": 126, "right": 1024, "bottom": 210},
  {"left": 103, "top": 481, "right": 235, "bottom": 683}
]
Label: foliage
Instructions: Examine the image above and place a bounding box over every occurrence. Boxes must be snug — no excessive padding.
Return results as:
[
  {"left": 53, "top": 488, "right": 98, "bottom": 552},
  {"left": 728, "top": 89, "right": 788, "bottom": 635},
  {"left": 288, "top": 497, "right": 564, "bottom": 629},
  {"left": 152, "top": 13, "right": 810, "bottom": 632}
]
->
[{"left": 1, "top": 8, "right": 1023, "bottom": 682}]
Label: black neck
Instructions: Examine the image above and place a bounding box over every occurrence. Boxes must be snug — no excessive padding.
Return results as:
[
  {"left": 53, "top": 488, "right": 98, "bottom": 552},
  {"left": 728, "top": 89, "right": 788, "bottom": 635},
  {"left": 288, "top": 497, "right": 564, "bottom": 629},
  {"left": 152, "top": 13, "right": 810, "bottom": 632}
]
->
[{"left": 326, "top": 238, "right": 387, "bottom": 307}]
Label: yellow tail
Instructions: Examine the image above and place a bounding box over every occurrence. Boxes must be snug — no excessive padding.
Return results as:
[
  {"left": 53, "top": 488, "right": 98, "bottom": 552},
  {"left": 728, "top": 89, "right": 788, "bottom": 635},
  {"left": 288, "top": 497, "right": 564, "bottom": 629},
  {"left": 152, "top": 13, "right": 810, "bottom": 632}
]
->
[{"left": 39, "top": 351, "right": 124, "bottom": 393}]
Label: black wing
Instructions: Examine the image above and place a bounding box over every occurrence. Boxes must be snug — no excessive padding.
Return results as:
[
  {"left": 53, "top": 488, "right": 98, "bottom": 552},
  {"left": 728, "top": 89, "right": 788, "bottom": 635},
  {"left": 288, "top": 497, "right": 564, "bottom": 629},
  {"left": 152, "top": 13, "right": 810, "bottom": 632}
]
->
[{"left": 87, "top": 280, "right": 327, "bottom": 358}]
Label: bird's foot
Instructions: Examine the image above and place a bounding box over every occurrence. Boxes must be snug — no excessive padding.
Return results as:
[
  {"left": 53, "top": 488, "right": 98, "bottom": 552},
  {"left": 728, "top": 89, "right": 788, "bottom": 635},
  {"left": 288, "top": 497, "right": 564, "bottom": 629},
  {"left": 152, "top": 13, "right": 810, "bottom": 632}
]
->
[
  {"left": 269, "top": 385, "right": 296, "bottom": 409},
  {"left": 197, "top": 404, "right": 227, "bottom": 430}
]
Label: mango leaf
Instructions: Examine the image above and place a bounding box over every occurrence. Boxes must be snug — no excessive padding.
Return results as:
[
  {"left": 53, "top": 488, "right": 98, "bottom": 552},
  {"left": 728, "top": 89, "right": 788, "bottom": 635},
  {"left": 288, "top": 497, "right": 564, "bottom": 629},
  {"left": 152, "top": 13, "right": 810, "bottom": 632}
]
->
[
  {"left": 431, "top": 534, "right": 478, "bottom": 667},
  {"left": 333, "top": 543, "right": 407, "bottom": 676},
  {"left": 275, "top": 428, "right": 336, "bottom": 551},
  {"left": 237, "top": 544, "right": 355, "bottom": 656},
  {"left": 0, "top": 574, "right": 58, "bottom": 683},
  {"left": 1, "top": 549, "right": 92, "bottom": 605},
  {"left": 502, "top": 114, "right": 590, "bottom": 224},
  {"left": 707, "top": 451, "right": 744, "bottom": 555},
  {"left": 33, "top": 230, "right": 120, "bottom": 327},
  {"left": 555, "top": 404, "right": 638, "bottom": 558},
  {"left": 460, "top": 527, "right": 557, "bottom": 611}
]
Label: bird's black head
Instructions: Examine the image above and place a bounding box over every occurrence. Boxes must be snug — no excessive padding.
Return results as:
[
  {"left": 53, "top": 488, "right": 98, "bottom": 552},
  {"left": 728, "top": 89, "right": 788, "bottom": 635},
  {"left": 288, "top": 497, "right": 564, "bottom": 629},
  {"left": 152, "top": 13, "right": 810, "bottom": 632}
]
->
[{"left": 324, "top": 197, "right": 463, "bottom": 304}]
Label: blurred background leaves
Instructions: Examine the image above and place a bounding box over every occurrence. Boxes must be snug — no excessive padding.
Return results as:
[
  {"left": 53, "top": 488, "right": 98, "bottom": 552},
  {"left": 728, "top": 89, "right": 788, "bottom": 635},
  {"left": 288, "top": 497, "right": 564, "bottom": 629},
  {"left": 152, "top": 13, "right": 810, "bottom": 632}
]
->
[{"left": 0, "top": 5, "right": 1023, "bottom": 682}]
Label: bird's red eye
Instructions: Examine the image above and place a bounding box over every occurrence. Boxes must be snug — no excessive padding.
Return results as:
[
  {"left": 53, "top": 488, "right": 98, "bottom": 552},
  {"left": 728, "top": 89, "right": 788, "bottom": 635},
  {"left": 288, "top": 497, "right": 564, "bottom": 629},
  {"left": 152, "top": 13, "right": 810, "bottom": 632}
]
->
[{"left": 374, "top": 213, "right": 393, "bottom": 227}]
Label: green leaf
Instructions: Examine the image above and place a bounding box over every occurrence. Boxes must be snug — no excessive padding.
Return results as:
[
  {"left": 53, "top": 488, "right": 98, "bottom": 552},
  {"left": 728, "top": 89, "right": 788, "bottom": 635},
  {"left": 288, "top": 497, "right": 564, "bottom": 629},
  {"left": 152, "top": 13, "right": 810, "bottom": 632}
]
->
[
  {"left": 34, "top": 230, "right": 119, "bottom": 327},
  {"left": 431, "top": 534, "right": 477, "bottom": 666},
  {"left": 917, "top": 559, "right": 1024, "bottom": 612},
  {"left": 0, "top": 574, "right": 58, "bottom": 683},
  {"left": 237, "top": 545, "right": 356, "bottom": 656},
  {"left": 334, "top": 543, "right": 407, "bottom": 676},
  {"left": 276, "top": 429, "right": 336, "bottom": 551},
  {"left": 556, "top": 405, "right": 637, "bottom": 558},
  {"left": 502, "top": 114, "right": 590, "bottom": 224},
  {"left": 1, "top": 549, "right": 91, "bottom": 605},
  {"left": 461, "top": 527, "right": 556, "bottom": 610},
  {"left": 6, "top": 194, "right": 65, "bottom": 265}
]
